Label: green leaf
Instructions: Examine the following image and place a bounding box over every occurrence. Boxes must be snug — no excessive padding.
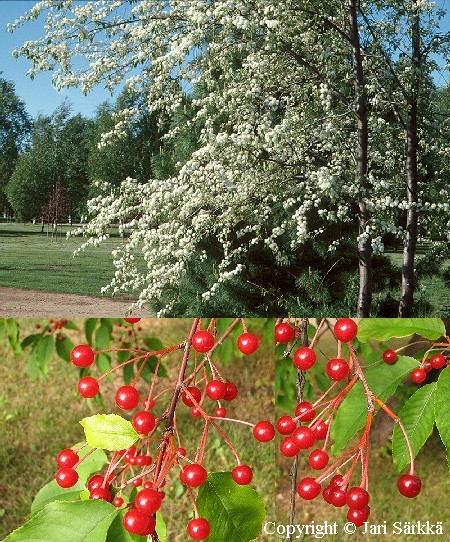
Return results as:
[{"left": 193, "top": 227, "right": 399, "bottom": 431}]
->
[
  {"left": 155, "top": 513, "right": 167, "bottom": 541},
  {"left": 6, "top": 318, "right": 21, "bottom": 354},
  {"left": 4, "top": 500, "right": 118, "bottom": 542},
  {"left": 0, "top": 319, "right": 5, "bottom": 340},
  {"left": 96, "top": 353, "right": 112, "bottom": 375},
  {"left": 63, "top": 321, "right": 79, "bottom": 330},
  {"left": 36, "top": 335, "right": 54, "bottom": 374},
  {"left": 197, "top": 472, "right": 265, "bottom": 542},
  {"left": 20, "top": 333, "right": 42, "bottom": 349},
  {"left": 435, "top": 367, "right": 450, "bottom": 472},
  {"left": 392, "top": 383, "right": 436, "bottom": 472},
  {"left": 95, "top": 325, "right": 111, "bottom": 351},
  {"left": 85, "top": 319, "right": 98, "bottom": 346},
  {"left": 331, "top": 356, "right": 418, "bottom": 454},
  {"left": 123, "top": 362, "right": 134, "bottom": 385},
  {"left": 358, "top": 318, "right": 445, "bottom": 342},
  {"left": 72, "top": 443, "right": 108, "bottom": 483},
  {"left": 56, "top": 334, "right": 75, "bottom": 363},
  {"left": 31, "top": 479, "right": 85, "bottom": 515},
  {"left": 80, "top": 414, "right": 138, "bottom": 451}
]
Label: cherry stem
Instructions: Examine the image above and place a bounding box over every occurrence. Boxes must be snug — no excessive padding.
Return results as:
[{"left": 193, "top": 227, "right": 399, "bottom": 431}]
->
[{"left": 309, "top": 318, "right": 326, "bottom": 350}]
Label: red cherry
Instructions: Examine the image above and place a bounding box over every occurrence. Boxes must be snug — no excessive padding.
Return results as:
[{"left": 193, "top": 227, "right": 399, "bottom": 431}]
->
[
  {"left": 113, "top": 497, "right": 124, "bottom": 507},
  {"left": 192, "top": 330, "right": 215, "bottom": 353},
  {"left": 182, "top": 386, "right": 202, "bottom": 407},
  {"left": 397, "top": 474, "right": 422, "bottom": 498},
  {"left": 57, "top": 448, "right": 79, "bottom": 468},
  {"left": 77, "top": 376, "right": 99, "bottom": 398},
  {"left": 295, "top": 401, "right": 316, "bottom": 422},
  {"left": 214, "top": 407, "right": 227, "bottom": 417},
  {"left": 135, "top": 488, "right": 163, "bottom": 514},
  {"left": 187, "top": 518, "right": 211, "bottom": 541},
  {"left": 323, "top": 485, "right": 334, "bottom": 504},
  {"left": 253, "top": 420, "right": 275, "bottom": 442},
  {"left": 232, "top": 465, "right": 253, "bottom": 485},
  {"left": 55, "top": 467, "right": 79, "bottom": 488},
  {"left": 223, "top": 382, "right": 238, "bottom": 401},
  {"left": 132, "top": 410, "right": 156, "bottom": 434},
  {"left": 383, "top": 349, "right": 398, "bottom": 364},
  {"left": 180, "top": 464, "right": 207, "bottom": 487},
  {"left": 143, "top": 398, "right": 156, "bottom": 409},
  {"left": 275, "top": 322, "right": 295, "bottom": 343},
  {"left": 297, "top": 477, "right": 321, "bottom": 500},
  {"left": 423, "top": 360, "right": 433, "bottom": 373},
  {"left": 123, "top": 509, "right": 153, "bottom": 535},
  {"left": 139, "top": 516, "right": 156, "bottom": 536},
  {"left": 71, "top": 345, "right": 95, "bottom": 367},
  {"left": 280, "top": 437, "right": 300, "bottom": 457},
  {"left": 276, "top": 416, "right": 296, "bottom": 435},
  {"left": 293, "top": 347, "right": 316, "bottom": 370},
  {"left": 176, "top": 447, "right": 187, "bottom": 456},
  {"left": 312, "top": 421, "right": 328, "bottom": 440},
  {"left": 190, "top": 406, "right": 202, "bottom": 418},
  {"left": 292, "top": 426, "right": 316, "bottom": 449},
  {"left": 411, "top": 368, "right": 426, "bottom": 384},
  {"left": 334, "top": 319, "right": 358, "bottom": 342},
  {"left": 132, "top": 477, "right": 143, "bottom": 487},
  {"left": 124, "top": 318, "right": 141, "bottom": 324},
  {"left": 346, "top": 486, "right": 370, "bottom": 510},
  {"left": 330, "top": 474, "right": 345, "bottom": 488},
  {"left": 89, "top": 487, "right": 112, "bottom": 501},
  {"left": 308, "top": 449, "right": 329, "bottom": 470},
  {"left": 115, "top": 385, "right": 140, "bottom": 410},
  {"left": 87, "top": 475, "right": 108, "bottom": 492},
  {"left": 347, "top": 506, "right": 370, "bottom": 527},
  {"left": 330, "top": 488, "right": 347, "bottom": 507},
  {"left": 430, "top": 354, "right": 446, "bottom": 369},
  {"left": 326, "top": 358, "right": 349, "bottom": 381},
  {"left": 206, "top": 380, "right": 226, "bottom": 400},
  {"left": 237, "top": 332, "right": 259, "bottom": 354}
]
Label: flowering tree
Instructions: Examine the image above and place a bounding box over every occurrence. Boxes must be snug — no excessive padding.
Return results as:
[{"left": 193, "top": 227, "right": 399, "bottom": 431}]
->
[{"left": 9, "top": 0, "right": 450, "bottom": 315}]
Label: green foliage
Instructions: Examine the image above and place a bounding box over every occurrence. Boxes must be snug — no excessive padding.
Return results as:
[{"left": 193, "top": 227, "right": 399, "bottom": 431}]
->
[
  {"left": 331, "top": 356, "right": 418, "bottom": 454},
  {"left": 30, "top": 479, "right": 86, "bottom": 515},
  {"left": 435, "top": 367, "right": 450, "bottom": 472},
  {"left": 3, "top": 501, "right": 118, "bottom": 542},
  {"left": 392, "top": 383, "right": 437, "bottom": 472},
  {"left": 196, "top": 473, "right": 265, "bottom": 542},
  {"left": 80, "top": 414, "right": 138, "bottom": 451},
  {"left": 7, "top": 102, "right": 90, "bottom": 221},
  {"left": 358, "top": 318, "right": 445, "bottom": 341}
]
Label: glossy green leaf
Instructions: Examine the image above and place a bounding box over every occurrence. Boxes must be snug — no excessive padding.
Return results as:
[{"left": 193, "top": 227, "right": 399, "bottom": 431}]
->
[
  {"left": 6, "top": 318, "right": 21, "bottom": 354},
  {"left": 96, "top": 353, "right": 112, "bottom": 375},
  {"left": 435, "top": 367, "right": 450, "bottom": 472},
  {"left": 331, "top": 356, "right": 418, "bottom": 454},
  {"left": 358, "top": 318, "right": 445, "bottom": 342},
  {"left": 36, "top": 335, "right": 54, "bottom": 374},
  {"left": 80, "top": 414, "right": 138, "bottom": 451},
  {"left": 4, "top": 500, "right": 118, "bottom": 542},
  {"left": 392, "top": 383, "right": 436, "bottom": 472},
  {"left": 31, "top": 479, "right": 85, "bottom": 515},
  {"left": 72, "top": 443, "right": 108, "bottom": 483},
  {"left": 56, "top": 334, "right": 75, "bottom": 363},
  {"left": 197, "top": 472, "right": 265, "bottom": 542},
  {"left": 85, "top": 319, "right": 98, "bottom": 346},
  {"left": 20, "top": 332, "right": 42, "bottom": 349},
  {"left": 63, "top": 321, "right": 79, "bottom": 330},
  {"left": 95, "top": 325, "right": 111, "bottom": 351}
]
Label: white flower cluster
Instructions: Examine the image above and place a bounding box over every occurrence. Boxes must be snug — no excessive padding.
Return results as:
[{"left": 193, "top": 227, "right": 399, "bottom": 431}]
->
[{"left": 10, "top": 0, "right": 450, "bottom": 312}]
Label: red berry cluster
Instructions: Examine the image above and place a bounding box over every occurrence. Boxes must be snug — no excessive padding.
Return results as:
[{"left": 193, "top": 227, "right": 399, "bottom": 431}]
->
[
  {"left": 57, "top": 318, "right": 262, "bottom": 540},
  {"left": 382, "top": 346, "right": 449, "bottom": 384},
  {"left": 277, "top": 318, "right": 422, "bottom": 528}
]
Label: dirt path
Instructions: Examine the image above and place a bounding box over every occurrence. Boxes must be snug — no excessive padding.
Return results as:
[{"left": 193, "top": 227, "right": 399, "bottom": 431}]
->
[{"left": 0, "top": 287, "right": 152, "bottom": 317}]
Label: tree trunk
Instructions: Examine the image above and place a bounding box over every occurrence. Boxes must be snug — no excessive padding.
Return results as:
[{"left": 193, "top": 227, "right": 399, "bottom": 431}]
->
[
  {"left": 399, "top": 4, "right": 420, "bottom": 317},
  {"left": 349, "top": 0, "right": 372, "bottom": 317}
]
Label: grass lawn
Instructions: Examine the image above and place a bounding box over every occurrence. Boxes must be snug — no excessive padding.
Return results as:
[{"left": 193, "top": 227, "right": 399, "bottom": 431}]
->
[
  {"left": 0, "top": 224, "right": 139, "bottom": 297},
  {"left": 0, "top": 318, "right": 275, "bottom": 541}
]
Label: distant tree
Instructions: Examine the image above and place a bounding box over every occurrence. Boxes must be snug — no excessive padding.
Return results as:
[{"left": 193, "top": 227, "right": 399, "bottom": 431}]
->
[
  {"left": 7, "top": 101, "right": 90, "bottom": 222},
  {"left": 42, "top": 179, "right": 71, "bottom": 237},
  {"left": 0, "top": 75, "right": 31, "bottom": 216}
]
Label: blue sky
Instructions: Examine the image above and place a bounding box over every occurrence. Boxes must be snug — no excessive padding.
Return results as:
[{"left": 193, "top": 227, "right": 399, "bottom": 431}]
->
[
  {"left": 1, "top": 1, "right": 450, "bottom": 119},
  {"left": 0, "top": 0, "right": 121, "bottom": 118}
]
